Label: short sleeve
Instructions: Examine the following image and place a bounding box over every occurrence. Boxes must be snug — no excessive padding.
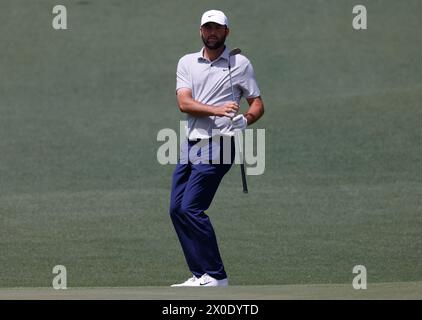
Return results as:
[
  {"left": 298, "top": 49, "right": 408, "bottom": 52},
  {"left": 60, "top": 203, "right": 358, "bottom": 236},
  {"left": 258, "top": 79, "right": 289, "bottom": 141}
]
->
[
  {"left": 239, "top": 62, "right": 261, "bottom": 99},
  {"left": 176, "top": 57, "right": 192, "bottom": 92}
]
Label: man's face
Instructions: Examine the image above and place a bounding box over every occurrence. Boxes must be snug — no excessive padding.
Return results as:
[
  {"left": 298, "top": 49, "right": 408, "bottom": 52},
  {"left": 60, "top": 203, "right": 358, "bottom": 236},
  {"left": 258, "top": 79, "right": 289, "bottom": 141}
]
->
[{"left": 200, "top": 22, "right": 229, "bottom": 50}]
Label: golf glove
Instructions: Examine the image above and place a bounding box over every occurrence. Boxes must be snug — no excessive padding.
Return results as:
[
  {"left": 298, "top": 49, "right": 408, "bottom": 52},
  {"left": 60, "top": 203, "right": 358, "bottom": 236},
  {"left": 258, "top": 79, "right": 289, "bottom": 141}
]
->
[{"left": 232, "top": 114, "right": 248, "bottom": 131}]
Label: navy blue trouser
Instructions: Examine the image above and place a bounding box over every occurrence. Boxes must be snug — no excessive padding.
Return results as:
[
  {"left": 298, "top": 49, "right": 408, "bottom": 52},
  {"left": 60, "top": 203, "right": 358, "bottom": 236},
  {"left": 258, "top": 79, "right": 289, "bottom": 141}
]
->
[{"left": 169, "top": 136, "right": 235, "bottom": 280}]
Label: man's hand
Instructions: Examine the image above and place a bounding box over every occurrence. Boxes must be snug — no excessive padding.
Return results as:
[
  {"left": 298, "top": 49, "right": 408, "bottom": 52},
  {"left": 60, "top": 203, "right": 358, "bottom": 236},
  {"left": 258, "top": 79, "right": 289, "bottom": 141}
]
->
[
  {"left": 232, "top": 114, "right": 248, "bottom": 130},
  {"left": 213, "top": 102, "right": 239, "bottom": 118}
]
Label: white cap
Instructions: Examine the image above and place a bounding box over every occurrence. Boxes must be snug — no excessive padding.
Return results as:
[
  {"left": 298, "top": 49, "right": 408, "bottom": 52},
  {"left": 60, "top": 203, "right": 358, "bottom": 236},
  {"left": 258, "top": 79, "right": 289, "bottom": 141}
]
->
[{"left": 200, "top": 10, "right": 228, "bottom": 27}]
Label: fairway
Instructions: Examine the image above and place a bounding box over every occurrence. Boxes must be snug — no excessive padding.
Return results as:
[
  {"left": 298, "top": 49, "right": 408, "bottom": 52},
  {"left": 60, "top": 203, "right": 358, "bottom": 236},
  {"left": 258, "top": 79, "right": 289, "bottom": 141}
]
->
[{"left": 1, "top": 0, "right": 421, "bottom": 297}]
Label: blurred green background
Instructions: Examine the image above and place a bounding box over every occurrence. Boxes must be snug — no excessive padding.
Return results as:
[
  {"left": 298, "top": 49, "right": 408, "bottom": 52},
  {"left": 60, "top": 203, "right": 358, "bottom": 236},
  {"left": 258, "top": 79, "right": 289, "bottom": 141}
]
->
[{"left": 0, "top": 0, "right": 421, "bottom": 287}]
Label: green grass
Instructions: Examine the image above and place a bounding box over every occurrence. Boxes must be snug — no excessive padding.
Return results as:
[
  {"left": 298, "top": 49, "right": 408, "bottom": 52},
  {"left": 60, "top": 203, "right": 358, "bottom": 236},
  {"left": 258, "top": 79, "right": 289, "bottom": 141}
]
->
[{"left": 1, "top": 0, "right": 421, "bottom": 290}]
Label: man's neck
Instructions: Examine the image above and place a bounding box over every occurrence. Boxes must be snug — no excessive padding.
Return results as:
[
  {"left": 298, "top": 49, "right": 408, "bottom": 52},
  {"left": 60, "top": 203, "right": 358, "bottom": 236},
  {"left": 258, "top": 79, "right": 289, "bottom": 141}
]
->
[{"left": 203, "top": 46, "right": 225, "bottom": 62}]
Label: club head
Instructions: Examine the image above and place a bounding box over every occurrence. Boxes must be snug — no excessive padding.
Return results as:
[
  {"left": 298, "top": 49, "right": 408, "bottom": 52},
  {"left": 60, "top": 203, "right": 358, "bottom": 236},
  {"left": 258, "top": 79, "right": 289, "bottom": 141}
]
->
[{"left": 229, "top": 48, "right": 242, "bottom": 56}]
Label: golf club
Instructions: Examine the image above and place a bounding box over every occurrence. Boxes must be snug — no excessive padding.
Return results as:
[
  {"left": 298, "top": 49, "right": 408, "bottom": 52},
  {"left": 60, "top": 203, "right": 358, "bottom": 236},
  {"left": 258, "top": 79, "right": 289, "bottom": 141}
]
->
[{"left": 228, "top": 48, "right": 248, "bottom": 194}]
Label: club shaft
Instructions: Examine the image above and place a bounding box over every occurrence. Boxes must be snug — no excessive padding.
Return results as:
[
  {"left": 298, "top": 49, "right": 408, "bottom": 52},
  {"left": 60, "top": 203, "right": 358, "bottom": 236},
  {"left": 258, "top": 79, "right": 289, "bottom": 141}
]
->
[{"left": 229, "top": 63, "right": 248, "bottom": 193}]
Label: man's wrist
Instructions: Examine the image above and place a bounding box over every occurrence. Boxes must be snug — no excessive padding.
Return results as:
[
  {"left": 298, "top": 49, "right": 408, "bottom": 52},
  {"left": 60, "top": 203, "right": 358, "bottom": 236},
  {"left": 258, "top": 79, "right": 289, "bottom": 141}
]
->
[
  {"left": 202, "top": 103, "right": 217, "bottom": 116},
  {"left": 244, "top": 113, "right": 255, "bottom": 125},
  {"left": 209, "top": 106, "right": 216, "bottom": 116}
]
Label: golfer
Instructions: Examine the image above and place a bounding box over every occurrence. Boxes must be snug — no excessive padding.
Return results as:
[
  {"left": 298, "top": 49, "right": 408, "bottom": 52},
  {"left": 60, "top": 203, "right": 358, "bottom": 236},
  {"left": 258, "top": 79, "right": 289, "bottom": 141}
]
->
[{"left": 170, "top": 9, "right": 264, "bottom": 287}]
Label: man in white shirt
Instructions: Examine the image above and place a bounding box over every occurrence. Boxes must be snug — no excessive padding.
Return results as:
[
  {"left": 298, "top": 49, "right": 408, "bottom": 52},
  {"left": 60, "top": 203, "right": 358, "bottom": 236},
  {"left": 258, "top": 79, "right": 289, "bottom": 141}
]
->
[{"left": 169, "top": 9, "right": 264, "bottom": 287}]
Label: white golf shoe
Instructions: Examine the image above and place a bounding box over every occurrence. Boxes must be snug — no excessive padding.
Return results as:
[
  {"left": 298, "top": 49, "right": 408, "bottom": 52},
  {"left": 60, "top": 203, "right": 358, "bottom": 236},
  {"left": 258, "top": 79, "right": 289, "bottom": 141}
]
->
[
  {"left": 197, "top": 274, "right": 228, "bottom": 287},
  {"left": 171, "top": 274, "right": 228, "bottom": 287},
  {"left": 170, "top": 275, "right": 200, "bottom": 287}
]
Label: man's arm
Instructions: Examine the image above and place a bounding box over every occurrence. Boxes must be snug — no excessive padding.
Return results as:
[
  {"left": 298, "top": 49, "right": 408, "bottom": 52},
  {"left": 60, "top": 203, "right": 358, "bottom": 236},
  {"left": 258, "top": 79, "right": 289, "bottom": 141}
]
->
[
  {"left": 177, "top": 88, "right": 239, "bottom": 118},
  {"left": 244, "top": 96, "right": 264, "bottom": 126}
]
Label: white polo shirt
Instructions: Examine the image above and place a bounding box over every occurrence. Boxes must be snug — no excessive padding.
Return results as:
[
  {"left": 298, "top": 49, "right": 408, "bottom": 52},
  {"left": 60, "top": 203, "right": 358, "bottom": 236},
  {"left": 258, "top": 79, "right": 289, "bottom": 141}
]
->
[{"left": 176, "top": 46, "right": 261, "bottom": 140}]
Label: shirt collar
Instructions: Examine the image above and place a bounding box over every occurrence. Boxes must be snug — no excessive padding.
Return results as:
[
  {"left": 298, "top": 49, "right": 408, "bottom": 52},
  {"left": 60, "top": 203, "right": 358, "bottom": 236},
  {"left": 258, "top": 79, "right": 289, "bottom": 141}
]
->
[{"left": 197, "top": 46, "right": 230, "bottom": 63}]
